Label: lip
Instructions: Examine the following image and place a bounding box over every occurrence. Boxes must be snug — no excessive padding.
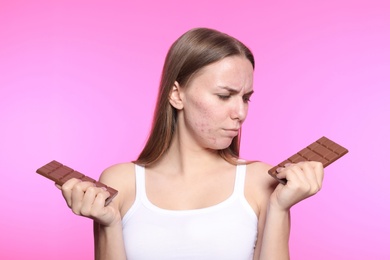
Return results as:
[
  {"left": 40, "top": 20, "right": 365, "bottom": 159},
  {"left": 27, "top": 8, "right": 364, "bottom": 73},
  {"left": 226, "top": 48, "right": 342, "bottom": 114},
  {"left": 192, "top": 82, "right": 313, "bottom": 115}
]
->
[
  {"left": 223, "top": 128, "right": 240, "bottom": 136},
  {"left": 224, "top": 128, "right": 240, "bottom": 132}
]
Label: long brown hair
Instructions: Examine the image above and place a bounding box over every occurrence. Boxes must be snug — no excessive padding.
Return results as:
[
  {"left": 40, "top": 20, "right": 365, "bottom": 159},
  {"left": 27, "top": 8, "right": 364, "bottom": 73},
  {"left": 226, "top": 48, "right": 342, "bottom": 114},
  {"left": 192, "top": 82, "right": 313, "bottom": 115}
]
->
[{"left": 134, "top": 28, "right": 255, "bottom": 166}]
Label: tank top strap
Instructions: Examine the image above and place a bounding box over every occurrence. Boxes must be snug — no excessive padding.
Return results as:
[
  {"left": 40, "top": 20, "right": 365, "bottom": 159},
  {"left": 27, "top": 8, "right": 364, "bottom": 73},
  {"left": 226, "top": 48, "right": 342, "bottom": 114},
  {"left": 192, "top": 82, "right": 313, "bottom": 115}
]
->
[
  {"left": 134, "top": 164, "right": 147, "bottom": 199},
  {"left": 122, "top": 164, "right": 146, "bottom": 226},
  {"left": 233, "top": 164, "right": 247, "bottom": 196}
]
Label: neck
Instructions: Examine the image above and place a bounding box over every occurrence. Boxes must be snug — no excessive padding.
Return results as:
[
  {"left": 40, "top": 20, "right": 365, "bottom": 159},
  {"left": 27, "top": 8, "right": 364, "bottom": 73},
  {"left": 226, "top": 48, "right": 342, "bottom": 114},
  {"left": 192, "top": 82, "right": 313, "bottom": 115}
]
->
[{"left": 150, "top": 131, "right": 228, "bottom": 176}]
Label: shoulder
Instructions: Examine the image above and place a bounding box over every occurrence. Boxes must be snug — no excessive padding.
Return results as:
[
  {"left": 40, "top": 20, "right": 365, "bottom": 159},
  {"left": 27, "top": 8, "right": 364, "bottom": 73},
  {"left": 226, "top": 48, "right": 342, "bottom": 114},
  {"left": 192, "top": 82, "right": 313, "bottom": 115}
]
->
[
  {"left": 99, "top": 162, "right": 137, "bottom": 215},
  {"left": 242, "top": 161, "right": 279, "bottom": 215},
  {"left": 100, "top": 162, "right": 135, "bottom": 178},
  {"left": 245, "top": 161, "right": 279, "bottom": 191},
  {"left": 99, "top": 162, "right": 136, "bottom": 186}
]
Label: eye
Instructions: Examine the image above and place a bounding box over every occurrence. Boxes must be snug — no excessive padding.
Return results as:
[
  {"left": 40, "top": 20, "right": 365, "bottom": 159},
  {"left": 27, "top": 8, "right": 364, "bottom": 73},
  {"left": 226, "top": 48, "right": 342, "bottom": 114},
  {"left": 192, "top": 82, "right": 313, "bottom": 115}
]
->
[
  {"left": 243, "top": 95, "right": 252, "bottom": 103},
  {"left": 217, "top": 95, "right": 231, "bottom": 100}
]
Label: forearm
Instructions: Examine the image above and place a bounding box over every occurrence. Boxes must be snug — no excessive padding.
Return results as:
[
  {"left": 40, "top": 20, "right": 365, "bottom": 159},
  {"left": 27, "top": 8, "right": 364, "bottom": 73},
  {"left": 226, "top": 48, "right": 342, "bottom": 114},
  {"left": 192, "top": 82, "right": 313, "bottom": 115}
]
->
[
  {"left": 94, "top": 220, "right": 126, "bottom": 260},
  {"left": 259, "top": 203, "right": 291, "bottom": 260}
]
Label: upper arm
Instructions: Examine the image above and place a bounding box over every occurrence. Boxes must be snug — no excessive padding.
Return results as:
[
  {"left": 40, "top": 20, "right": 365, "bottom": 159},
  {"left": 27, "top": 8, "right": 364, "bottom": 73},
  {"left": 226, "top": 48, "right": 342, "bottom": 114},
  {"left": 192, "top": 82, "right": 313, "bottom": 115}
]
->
[
  {"left": 245, "top": 162, "right": 278, "bottom": 259},
  {"left": 98, "top": 162, "right": 136, "bottom": 218},
  {"left": 93, "top": 163, "right": 136, "bottom": 259}
]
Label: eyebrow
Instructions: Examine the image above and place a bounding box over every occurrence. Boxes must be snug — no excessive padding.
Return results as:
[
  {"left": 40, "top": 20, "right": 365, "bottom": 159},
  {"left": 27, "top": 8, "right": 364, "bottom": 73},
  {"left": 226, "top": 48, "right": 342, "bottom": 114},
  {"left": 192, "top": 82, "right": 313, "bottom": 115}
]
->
[{"left": 219, "top": 86, "right": 254, "bottom": 96}]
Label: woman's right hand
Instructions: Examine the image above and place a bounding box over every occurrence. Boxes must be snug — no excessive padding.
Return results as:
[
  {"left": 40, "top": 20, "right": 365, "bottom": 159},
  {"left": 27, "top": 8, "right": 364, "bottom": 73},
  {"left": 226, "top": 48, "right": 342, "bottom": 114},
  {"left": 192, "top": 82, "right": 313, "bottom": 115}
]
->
[{"left": 58, "top": 178, "right": 121, "bottom": 227}]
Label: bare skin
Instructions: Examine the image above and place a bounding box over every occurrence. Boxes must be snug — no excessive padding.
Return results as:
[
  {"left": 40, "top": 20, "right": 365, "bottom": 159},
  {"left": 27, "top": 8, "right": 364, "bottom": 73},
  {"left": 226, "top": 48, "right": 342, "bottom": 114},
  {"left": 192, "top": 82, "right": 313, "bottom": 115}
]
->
[{"left": 60, "top": 56, "right": 324, "bottom": 260}]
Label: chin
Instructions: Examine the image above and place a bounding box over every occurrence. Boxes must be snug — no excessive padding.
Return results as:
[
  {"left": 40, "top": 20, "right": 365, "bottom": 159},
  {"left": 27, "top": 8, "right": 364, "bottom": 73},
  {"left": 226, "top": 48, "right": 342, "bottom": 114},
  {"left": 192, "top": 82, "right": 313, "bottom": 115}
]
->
[{"left": 209, "top": 140, "right": 233, "bottom": 151}]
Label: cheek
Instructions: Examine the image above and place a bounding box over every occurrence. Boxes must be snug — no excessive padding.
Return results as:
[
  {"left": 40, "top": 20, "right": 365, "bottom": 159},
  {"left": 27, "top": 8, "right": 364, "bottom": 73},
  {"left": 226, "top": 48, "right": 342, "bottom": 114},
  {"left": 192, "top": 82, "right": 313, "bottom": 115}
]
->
[{"left": 190, "top": 99, "right": 216, "bottom": 132}]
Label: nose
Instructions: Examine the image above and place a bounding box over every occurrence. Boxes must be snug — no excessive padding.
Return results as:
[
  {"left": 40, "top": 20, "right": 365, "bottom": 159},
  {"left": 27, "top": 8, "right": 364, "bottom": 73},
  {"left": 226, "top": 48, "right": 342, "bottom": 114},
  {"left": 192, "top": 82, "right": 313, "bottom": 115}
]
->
[{"left": 230, "top": 98, "right": 248, "bottom": 122}]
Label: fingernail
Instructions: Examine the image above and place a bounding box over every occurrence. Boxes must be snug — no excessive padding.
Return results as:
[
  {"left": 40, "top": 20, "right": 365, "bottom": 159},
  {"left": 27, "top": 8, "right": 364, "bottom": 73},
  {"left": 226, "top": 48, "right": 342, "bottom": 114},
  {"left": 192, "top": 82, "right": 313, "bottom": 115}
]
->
[
  {"left": 284, "top": 163, "right": 291, "bottom": 167},
  {"left": 276, "top": 167, "right": 283, "bottom": 173}
]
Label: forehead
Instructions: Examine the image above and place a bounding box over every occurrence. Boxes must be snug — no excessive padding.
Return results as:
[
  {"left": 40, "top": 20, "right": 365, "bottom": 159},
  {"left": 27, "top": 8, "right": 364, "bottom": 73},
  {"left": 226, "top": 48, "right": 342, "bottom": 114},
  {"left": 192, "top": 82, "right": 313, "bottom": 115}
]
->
[{"left": 189, "top": 56, "right": 254, "bottom": 89}]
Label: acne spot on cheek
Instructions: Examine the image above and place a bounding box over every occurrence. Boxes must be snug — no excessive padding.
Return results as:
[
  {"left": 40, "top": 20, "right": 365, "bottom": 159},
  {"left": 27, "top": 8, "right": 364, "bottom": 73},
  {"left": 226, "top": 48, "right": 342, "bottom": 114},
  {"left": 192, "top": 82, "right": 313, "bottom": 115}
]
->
[{"left": 196, "top": 122, "right": 207, "bottom": 131}]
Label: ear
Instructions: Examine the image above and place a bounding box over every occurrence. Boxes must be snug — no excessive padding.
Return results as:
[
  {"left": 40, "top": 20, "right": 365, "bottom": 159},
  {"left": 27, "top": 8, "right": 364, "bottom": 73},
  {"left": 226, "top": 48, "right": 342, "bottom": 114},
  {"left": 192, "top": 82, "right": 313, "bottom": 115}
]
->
[{"left": 169, "top": 81, "right": 184, "bottom": 110}]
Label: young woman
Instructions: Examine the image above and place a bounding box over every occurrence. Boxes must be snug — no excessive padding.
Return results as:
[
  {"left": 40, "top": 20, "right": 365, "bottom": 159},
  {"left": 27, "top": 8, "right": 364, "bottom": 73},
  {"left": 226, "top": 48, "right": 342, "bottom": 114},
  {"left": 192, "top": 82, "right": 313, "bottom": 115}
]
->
[{"left": 60, "top": 28, "right": 324, "bottom": 260}]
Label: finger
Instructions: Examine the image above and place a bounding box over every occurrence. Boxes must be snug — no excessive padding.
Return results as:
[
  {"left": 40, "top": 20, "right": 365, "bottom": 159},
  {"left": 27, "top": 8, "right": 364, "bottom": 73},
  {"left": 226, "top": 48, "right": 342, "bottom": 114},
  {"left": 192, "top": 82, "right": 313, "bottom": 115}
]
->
[
  {"left": 275, "top": 162, "right": 294, "bottom": 178},
  {"left": 61, "top": 178, "right": 82, "bottom": 207},
  {"left": 282, "top": 164, "right": 304, "bottom": 187},
  {"left": 90, "top": 189, "right": 111, "bottom": 217},
  {"left": 309, "top": 161, "right": 324, "bottom": 189},
  {"left": 70, "top": 181, "right": 96, "bottom": 214},
  {"left": 274, "top": 162, "right": 291, "bottom": 178},
  {"left": 275, "top": 167, "right": 290, "bottom": 185},
  {"left": 78, "top": 186, "right": 101, "bottom": 216},
  {"left": 275, "top": 166, "right": 285, "bottom": 178},
  {"left": 299, "top": 162, "right": 320, "bottom": 193}
]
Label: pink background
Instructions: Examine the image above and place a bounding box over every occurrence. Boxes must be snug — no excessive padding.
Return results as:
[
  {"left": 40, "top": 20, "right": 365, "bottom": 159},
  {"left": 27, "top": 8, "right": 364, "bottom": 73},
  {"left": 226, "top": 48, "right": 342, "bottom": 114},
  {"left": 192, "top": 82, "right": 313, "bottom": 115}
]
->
[{"left": 1, "top": 0, "right": 389, "bottom": 259}]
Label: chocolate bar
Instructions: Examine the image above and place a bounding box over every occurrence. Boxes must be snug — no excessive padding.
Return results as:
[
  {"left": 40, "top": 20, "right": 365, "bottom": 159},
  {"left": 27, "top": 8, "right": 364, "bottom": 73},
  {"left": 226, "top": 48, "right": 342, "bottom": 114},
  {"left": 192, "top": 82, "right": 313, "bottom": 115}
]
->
[
  {"left": 36, "top": 160, "right": 118, "bottom": 206},
  {"left": 268, "top": 136, "right": 348, "bottom": 184}
]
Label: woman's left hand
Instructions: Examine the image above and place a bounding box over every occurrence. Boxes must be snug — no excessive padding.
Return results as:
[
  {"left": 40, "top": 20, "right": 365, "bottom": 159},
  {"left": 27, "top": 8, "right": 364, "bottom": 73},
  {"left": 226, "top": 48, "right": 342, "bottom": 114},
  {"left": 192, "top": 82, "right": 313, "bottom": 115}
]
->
[{"left": 270, "top": 161, "right": 324, "bottom": 211}]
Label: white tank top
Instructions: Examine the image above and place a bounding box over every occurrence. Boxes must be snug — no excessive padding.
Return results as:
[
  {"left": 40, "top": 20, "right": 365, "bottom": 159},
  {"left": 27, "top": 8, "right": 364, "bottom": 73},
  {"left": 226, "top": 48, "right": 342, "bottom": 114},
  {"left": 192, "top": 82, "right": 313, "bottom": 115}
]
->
[{"left": 122, "top": 164, "right": 258, "bottom": 260}]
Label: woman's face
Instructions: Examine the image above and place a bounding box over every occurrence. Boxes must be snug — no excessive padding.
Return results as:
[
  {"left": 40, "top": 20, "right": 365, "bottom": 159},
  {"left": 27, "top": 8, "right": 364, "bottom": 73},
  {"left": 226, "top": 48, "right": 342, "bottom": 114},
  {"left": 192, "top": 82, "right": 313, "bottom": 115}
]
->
[{"left": 177, "top": 55, "right": 254, "bottom": 151}]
